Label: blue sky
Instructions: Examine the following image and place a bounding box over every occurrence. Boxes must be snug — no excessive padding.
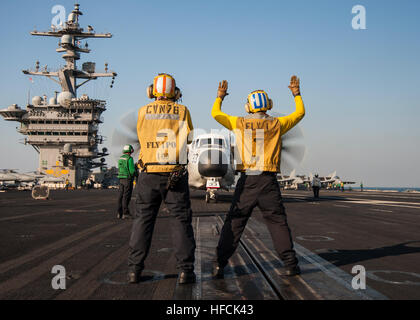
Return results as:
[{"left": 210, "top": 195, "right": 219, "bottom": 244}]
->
[{"left": 0, "top": 0, "right": 419, "bottom": 187}]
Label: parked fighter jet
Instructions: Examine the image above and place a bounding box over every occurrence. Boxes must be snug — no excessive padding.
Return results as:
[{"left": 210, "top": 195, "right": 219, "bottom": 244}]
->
[
  {"left": 309, "top": 171, "right": 355, "bottom": 188},
  {"left": 0, "top": 169, "right": 65, "bottom": 189},
  {"left": 278, "top": 169, "right": 306, "bottom": 190},
  {"left": 0, "top": 171, "right": 20, "bottom": 189},
  {"left": 0, "top": 170, "right": 38, "bottom": 189}
]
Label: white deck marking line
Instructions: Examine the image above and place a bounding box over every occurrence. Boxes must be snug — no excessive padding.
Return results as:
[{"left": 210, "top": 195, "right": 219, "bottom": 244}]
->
[
  {"left": 234, "top": 245, "right": 276, "bottom": 298},
  {"left": 245, "top": 236, "right": 309, "bottom": 300},
  {"left": 227, "top": 258, "right": 245, "bottom": 298},
  {"left": 348, "top": 198, "right": 420, "bottom": 206},
  {"left": 370, "top": 208, "right": 393, "bottom": 213},
  {"left": 294, "top": 243, "right": 388, "bottom": 300},
  {"left": 214, "top": 216, "right": 279, "bottom": 299},
  {"left": 259, "top": 251, "right": 306, "bottom": 300},
  {"left": 244, "top": 223, "right": 321, "bottom": 300},
  {"left": 0, "top": 221, "right": 113, "bottom": 274},
  {"left": 285, "top": 192, "right": 420, "bottom": 201},
  {"left": 192, "top": 217, "right": 202, "bottom": 300},
  {"left": 286, "top": 194, "right": 420, "bottom": 210},
  {"left": 245, "top": 220, "right": 387, "bottom": 300},
  {"left": 0, "top": 222, "right": 129, "bottom": 296},
  {"left": 341, "top": 193, "right": 420, "bottom": 200},
  {"left": 347, "top": 201, "right": 420, "bottom": 210}
]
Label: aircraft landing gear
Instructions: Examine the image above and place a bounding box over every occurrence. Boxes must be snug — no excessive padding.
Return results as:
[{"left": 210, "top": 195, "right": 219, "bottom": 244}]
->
[{"left": 205, "top": 188, "right": 218, "bottom": 203}]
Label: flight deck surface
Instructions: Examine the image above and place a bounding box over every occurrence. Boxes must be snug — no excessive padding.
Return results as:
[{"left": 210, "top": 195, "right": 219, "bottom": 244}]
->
[{"left": 0, "top": 189, "right": 419, "bottom": 300}]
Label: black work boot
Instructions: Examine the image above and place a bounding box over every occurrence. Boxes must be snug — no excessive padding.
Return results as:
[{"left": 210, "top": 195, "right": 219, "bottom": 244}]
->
[
  {"left": 127, "top": 271, "right": 141, "bottom": 284},
  {"left": 212, "top": 263, "right": 225, "bottom": 279},
  {"left": 117, "top": 213, "right": 122, "bottom": 219},
  {"left": 178, "top": 271, "right": 196, "bottom": 285},
  {"left": 279, "top": 265, "right": 301, "bottom": 276},
  {"left": 280, "top": 251, "right": 299, "bottom": 276}
]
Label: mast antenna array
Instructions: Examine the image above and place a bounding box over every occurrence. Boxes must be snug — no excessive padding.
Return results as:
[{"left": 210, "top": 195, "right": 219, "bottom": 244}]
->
[{"left": 23, "top": 3, "right": 117, "bottom": 97}]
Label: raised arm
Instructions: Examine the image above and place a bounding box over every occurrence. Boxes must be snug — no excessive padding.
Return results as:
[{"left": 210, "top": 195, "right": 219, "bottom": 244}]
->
[
  {"left": 185, "top": 108, "right": 194, "bottom": 144},
  {"left": 278, "top": 76, "right": 306, "bottom": 136},
  {"left": 211, "top": 80, "right": 238, "bottom": 130}
]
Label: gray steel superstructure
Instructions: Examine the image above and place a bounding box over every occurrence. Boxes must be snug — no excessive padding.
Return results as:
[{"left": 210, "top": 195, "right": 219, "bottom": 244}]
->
[{"left": 0, "top": 4, "right": 117, "bottom": 187}]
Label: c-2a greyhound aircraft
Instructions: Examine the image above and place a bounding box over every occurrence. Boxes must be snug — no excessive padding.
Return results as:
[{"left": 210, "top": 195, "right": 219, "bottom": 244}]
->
[
  {"left": 187, "top": 127, "right": 307, "bottom": 201},
  {"left": 187, "top": 133, "right": 236, "bottom": 203}
]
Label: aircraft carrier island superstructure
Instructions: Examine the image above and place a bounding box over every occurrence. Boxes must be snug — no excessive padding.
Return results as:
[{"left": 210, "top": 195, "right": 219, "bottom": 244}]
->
[{"left": 0, "top": 4, "right": 117, "bottom": 187}]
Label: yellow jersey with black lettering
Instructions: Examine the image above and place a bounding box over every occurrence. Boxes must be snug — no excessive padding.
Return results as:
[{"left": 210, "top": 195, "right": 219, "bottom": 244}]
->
[
  {"left": 211, "top": 96, "right": 305, "bottom": 173},
  {"left": 137, "top": 100, "right": 193, "bottom": 173}
]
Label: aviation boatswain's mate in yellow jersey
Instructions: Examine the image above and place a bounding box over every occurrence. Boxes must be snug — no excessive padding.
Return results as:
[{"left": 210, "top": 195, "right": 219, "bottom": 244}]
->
[
  {"left": 127, "top": 73, "right": 196, "bottom": 285},
  {"left": 212, "top": 76, "right": 305, "bottom": 277}
]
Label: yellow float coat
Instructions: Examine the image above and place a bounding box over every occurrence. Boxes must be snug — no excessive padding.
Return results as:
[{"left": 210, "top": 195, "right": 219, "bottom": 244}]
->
[{"left": 211, "top": 96, "right": 305, "bottom": 173}]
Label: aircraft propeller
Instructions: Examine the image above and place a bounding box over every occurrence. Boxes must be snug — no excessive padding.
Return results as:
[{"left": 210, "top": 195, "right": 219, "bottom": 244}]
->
[
  {"left": 110, "top": 110, "right": 140, "bottom": 161},
  {"left": 111, "top": 110, "right": 306, "bottom": 174},
  {"left": 271, "top": 112, "right": 306, "bottom": 174}
]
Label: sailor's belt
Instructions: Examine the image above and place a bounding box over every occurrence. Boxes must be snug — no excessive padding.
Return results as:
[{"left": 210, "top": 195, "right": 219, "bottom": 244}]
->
[
  {"left": 139, "top": 162, "right": 185, "bottom": 173},
  {"left": 144, "top": 172, "right": 171, "bottom": 177}
]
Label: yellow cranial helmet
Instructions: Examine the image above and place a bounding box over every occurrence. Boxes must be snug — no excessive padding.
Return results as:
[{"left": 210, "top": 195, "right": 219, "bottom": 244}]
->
[
  {"left": 147, "top": 73, "right": 182, "bottom": 100},
  {"left": 245, "top": 90, "right": 273, "bottom": 113}
]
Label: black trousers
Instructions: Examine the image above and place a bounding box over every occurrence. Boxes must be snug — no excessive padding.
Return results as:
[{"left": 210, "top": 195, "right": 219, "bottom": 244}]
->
[
  {"left": 117, "top": 178, "right": 133, "bottom": 216},
  {"left": 313, "top": 186, "right": 320, "bottom": 198},
  {"left": 128, "top": 172, "right": 196, "bottom": 273},
  {"left": 217, "top": 173, "right": 298, "bottom": 268}
]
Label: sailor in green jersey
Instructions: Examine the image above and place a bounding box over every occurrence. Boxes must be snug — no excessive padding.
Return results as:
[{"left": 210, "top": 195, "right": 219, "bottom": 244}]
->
[{"left": 117, "top": 144, "right": 138, "bottom": 219}]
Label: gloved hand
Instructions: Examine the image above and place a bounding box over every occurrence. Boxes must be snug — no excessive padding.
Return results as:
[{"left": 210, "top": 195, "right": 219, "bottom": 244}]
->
[
  {"left": 288, "top": 75, "right": 301, "bottom": 97},
  {"left": 217, "top": 80, "right": 229, "bottom": 100}
]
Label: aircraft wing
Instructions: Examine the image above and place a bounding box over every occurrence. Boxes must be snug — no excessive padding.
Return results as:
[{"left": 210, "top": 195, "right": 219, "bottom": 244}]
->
[{"left": 278, "top": 177, "right": 295, "bottom": 183}]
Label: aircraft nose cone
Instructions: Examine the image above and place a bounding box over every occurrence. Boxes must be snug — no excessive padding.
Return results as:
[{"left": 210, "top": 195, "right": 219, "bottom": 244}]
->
[{"left": 198, "top": 150, "right": 228, "bottom": 178}]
